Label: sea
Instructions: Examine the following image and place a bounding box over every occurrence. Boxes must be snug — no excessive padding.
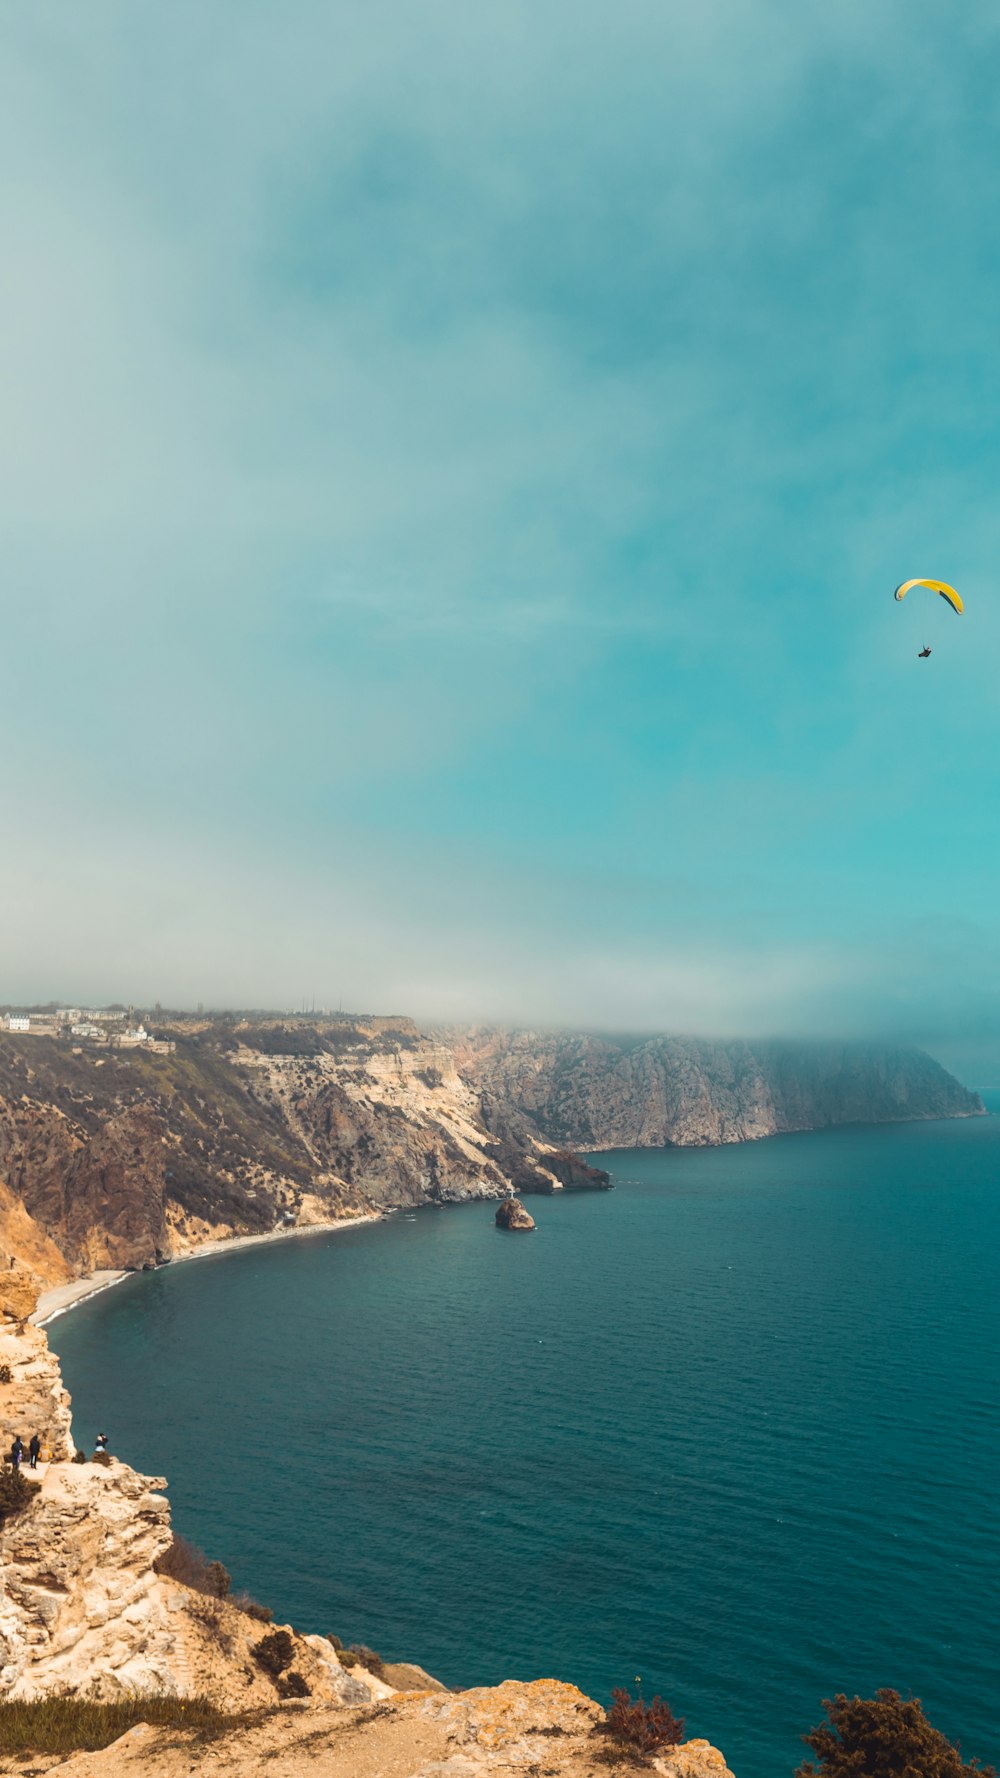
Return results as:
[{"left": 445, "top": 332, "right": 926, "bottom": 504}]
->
[{"left": 49, "top": 1104, "right": 1000, "bottom": 1778}]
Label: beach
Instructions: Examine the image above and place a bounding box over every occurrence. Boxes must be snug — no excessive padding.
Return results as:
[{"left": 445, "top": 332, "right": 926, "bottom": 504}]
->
[{"left": 32, "top": 1213, "right": 384, "bottom": 1326}]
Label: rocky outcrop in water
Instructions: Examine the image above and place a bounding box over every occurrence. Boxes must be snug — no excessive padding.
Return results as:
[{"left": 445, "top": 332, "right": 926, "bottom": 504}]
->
[
  {"left": 495, "top": 1196, "right": 535, "bottom": 1230},
  {"left": 452, "top": 1031, "right": 984, "bottom": 1149}
]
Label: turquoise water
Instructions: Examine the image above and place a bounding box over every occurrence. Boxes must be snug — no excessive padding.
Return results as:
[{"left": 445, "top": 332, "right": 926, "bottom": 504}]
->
[{"left": 50, "top": 1110, "right": 1000, "bottom": 1777}]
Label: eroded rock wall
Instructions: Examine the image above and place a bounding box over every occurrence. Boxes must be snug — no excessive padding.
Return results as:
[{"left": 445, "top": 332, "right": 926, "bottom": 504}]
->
[
  {"left": 452, "top": 1030, "right": 984, "bottom": 1149},
  {"left": 0, "top": 1270, "right": 373, "bottom": 1705}
]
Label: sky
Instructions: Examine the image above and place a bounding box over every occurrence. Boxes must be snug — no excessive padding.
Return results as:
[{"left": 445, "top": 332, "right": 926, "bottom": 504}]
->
[{"left": 3, "top": 2, "right": 1000, "bottom": 1080}]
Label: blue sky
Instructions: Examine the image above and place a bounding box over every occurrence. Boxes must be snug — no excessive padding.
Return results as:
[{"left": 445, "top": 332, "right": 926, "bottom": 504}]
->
[{"left": 3, "top": 2, "right": 1000, "bottom": 1078}]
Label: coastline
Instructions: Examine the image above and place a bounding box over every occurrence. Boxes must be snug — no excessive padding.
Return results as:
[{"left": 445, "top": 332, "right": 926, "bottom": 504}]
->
[{"left": 32, "top": 1212, "right": 384, "bottom": 1327}]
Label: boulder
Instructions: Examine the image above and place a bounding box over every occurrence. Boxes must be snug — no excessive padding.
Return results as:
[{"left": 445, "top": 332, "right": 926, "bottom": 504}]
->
[{"left": 495, "top": 1197, "right": 535, "bottom": 1231}]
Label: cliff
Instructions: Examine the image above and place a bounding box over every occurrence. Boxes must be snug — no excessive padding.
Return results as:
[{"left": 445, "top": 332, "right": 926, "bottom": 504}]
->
[
  {"left": 0, "top": 1019, "right": 977, "bottom": 1284},
  {"left": 451, "top": 1031, "right": 984, "bottom": 1149},
  {"left": 28, "top": 1687, "right": 736, "bottom": 1776},
  {"left": 0, "top": 1266, "right": 375, "bottom": 1709},
  {"left": 0, "top": 1268, "right": 735, "bottom": 1778},
  {"left": 0, "top": 1021, "right": 601, "bottom": 1282}
]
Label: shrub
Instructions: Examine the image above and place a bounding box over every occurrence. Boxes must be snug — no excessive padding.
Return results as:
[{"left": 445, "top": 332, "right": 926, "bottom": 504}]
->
[
  {"left": 596, "top": 1688, "right": 684, "bottom": 1758},
  {"left": 0, "top": 1365, "right": 12, "bottom": 1384},
  {"left": 185, "top": 1597, "right": 236, "bottom": 1657},
  {"left": 796, "top": 1691, "right": 996, "bottom": 1778},
  {"left": 251, "top": 1630, "right": 295, "bottom": 1678},
  {"left": 0, "top": 1467, "right": 40, "bottom": 1523},
  {"left": 276, "top": 1670, "right": 311, "bottom": 1699},
  {"left": 350, "top": 1645, "right": 386, "bottom": 1680},
  {"left": 231, "top": 1592, "right": 272, "bottom": 1623},
  {"left": 327, "top": 1634, "right": 344, "bottom": 1651},
  {"left": 203, "top": 1561, "right": 231, "bottom": 1599},
  {"left": 71, "top": 1449, "right": 88, "bottom": 1463},
  {"left": 0, "top": 1694, "right": 257, "bottom": 1755},
  {"left": 91, "top": 1451, "right": 113, "bottom": 1467},
  {"left": 155, "top": 1536, "right": 232, "bottom": 1600}
]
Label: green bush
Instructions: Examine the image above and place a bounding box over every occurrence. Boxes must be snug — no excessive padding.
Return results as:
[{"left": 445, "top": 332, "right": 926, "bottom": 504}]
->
[
  {"left": 0, "top": 1695, "right": 255, "bottom": 1755},
  {"left": 797, "top": 1691, "right": 996, "bottom": 1778},
  {"left": 251, "top": 1630, "right": 295, "bottom": 1677},
  {"left": 0, "top": 1467, "right": 40, "bottom": 1522},
  {"left": 596, "top": 1688, "right": 684, "bottom": 1758}
]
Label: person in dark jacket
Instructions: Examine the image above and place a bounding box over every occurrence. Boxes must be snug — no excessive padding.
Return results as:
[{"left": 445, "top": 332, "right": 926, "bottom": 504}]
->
[
  {"left": 28, "top": 1433, "right": 41, "bottom": 1469},
  {"left": 94, "top": 1433, "right": 109, "bottom": 1455},
  {"left": 9, "top": 1435, "right": 23, "bottom": 1469}
]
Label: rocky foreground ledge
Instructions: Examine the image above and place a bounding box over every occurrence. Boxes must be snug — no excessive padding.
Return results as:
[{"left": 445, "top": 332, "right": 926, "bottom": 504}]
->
[{"left": 0, "top": 1264, "right": 734, "bottom": 1776}]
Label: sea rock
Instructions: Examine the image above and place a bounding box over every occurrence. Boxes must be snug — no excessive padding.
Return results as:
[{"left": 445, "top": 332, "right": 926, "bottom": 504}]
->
[{"left": 495, "top": 1196, "right": 535, "bottom": 1230}]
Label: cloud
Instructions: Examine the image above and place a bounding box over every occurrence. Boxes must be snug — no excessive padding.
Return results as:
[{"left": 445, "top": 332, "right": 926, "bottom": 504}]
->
[{"left": 1, "top": 0, "right": 1000, "bottom": 1073}]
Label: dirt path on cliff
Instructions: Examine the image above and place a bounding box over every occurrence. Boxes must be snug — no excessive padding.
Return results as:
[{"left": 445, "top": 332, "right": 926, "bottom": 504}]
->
[{"left": 8, "top": 1685, "right": 734, "bottom": 1778}]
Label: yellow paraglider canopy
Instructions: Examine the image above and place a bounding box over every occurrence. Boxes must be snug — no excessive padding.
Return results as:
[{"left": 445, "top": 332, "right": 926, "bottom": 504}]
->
[{"left": 894, "top": 578, "right": 963, "bottom": 615}]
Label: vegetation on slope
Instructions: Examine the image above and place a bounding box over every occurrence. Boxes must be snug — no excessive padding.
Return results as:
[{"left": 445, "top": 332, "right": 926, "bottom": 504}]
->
[{"left": 0, "top": 1694, "right": 266, "bottom": 1755}]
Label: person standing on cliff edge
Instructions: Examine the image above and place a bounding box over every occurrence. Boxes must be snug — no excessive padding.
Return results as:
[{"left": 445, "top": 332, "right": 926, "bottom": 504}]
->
[
  {"left": 28, "top": 1433, "right": 40, "bottom": 1470},
  {"left": 9, "top": 1435, "right": 23, "bottom": 1470}
]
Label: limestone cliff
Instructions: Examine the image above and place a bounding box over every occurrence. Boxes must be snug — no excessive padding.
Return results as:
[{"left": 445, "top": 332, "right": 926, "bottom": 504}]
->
[
  {"left": 451, "top": 1030, "right": 984, "bottom": 1149},
  {"left": 0, "top": 1268, "right": 390, "bottom": 1708},
  {"left": 0, "top": 1017, "right": 972, "bottom": 1284},
  {"left": 0, "top": 1022, "right": 600, "bottom": 1281}
]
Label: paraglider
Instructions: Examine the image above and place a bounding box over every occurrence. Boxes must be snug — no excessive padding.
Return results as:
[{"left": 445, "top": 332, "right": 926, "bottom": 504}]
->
[
  {"left": 894, "top": 578, "right": 963, "bottom": 615},
  {"left": 918, "top": 646, "right": 932, "bottom": 659}
]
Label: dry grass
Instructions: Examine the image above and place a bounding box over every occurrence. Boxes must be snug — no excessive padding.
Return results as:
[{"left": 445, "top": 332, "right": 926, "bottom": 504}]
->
[{"left": 0, "top": 1694, "right": 263, "bottom": 1755}]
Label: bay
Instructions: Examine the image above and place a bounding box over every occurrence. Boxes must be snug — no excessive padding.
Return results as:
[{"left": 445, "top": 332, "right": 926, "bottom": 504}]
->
[{"left": 50, "top": 1105, "right": 1000, "bottom": 1777}]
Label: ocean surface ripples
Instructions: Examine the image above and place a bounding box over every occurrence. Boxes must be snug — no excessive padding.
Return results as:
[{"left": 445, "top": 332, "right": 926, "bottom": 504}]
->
[{"left": 51, "top": 1109, "right": 1000, "bottom": 1778}]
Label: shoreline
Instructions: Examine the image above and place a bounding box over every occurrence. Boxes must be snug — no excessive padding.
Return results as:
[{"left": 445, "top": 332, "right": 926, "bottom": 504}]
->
[{"left": 32, "top": 1212, "right": 385, "bottom": 1327}]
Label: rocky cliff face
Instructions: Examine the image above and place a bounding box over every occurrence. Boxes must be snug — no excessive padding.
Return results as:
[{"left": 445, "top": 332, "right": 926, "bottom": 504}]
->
[
  {"left": 451, "top": 1030, "right": 984, "bottom": 1149},
  {"left": 0, "top": 1267, "right": 390, "bottom": 1708},
  {"left": 0, "top": 1019, "right": 976, "bottom": 1284},
  {"left": 0, "top": 1022, "right": 598, "bottom": 1281}
]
